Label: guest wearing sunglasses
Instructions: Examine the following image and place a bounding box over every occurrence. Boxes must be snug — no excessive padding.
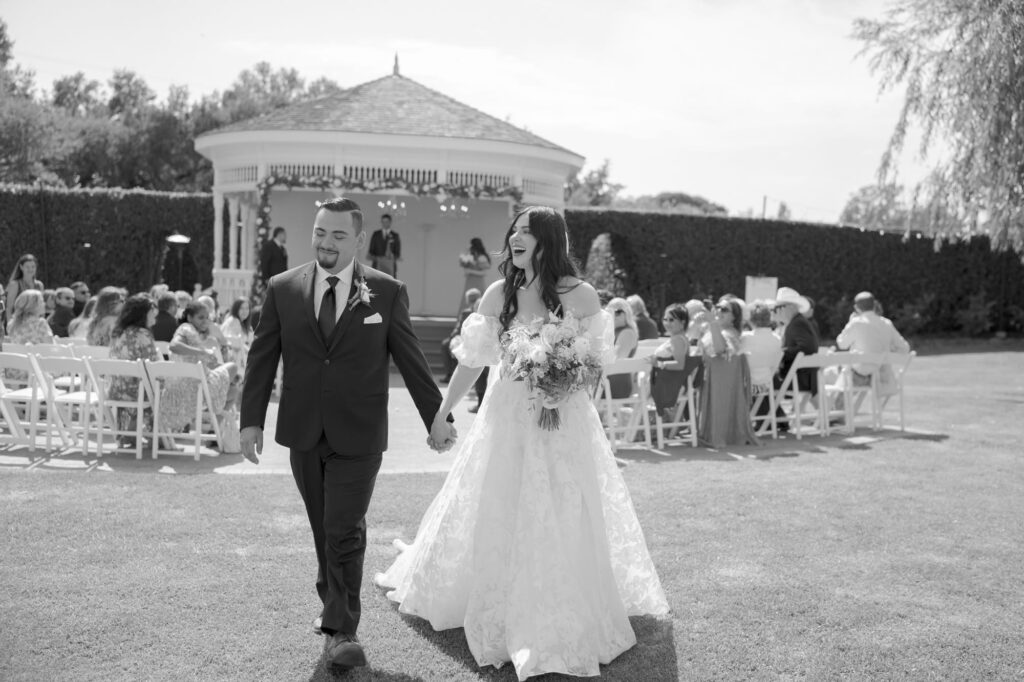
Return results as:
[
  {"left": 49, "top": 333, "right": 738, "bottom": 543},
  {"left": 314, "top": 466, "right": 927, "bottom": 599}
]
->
[
  {"left": 604, "top": 297, "right": 639, "bottom": 398},
  {"left": 47, "top": 287, "right": 77, "bottom": 337},
  {"left": 693, "top": 297, "right": 759, "bottom": 448}
]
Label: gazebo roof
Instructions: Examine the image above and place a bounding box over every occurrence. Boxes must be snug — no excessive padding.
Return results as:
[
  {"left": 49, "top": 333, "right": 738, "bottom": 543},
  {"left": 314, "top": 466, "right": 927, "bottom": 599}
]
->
[{"left": 199, "top": 72, "right": 575, "bottom": 155}]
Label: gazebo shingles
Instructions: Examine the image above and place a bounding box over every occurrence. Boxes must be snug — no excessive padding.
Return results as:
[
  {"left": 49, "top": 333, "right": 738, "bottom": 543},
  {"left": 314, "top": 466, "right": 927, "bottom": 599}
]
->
[{"left": 200, "top": 74, "right": 573, "bottom": 154}]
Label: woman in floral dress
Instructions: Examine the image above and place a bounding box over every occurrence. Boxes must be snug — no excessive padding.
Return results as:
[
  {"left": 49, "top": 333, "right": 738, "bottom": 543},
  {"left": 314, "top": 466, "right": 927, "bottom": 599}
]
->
[
  {"left": 107, "top": 294, "right": 162, "bottom": 444},
  {"left": 159, "top": 301, "right": 238, "bottom": 436},
  {"left": 4, "top": 290, "right": 55, "bottom": 384}
]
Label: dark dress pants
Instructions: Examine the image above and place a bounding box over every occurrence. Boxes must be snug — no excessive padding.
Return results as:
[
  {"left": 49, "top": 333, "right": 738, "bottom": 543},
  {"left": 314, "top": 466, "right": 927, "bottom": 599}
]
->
[{"left": 290, "top": 433, "right": 382, "bottom": 636}]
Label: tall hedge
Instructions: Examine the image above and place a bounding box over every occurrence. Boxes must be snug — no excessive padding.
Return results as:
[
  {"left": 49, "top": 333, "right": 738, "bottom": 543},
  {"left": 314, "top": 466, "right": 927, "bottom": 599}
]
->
[
  {"left": 0, "top": 185, "right": 213, "bottom": 295},
  {"left": 565, "top": 208, "right": 1024, "bottom": 338}
]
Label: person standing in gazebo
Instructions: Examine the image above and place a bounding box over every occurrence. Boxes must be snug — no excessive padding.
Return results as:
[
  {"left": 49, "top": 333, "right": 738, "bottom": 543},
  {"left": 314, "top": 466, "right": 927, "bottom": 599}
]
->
[{"left": 368, "top": 214, "right": 400, "bottom": 276}]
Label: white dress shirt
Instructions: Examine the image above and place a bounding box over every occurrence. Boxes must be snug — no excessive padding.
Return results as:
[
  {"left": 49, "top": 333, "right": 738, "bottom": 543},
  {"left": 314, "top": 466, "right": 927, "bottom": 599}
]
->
[
  {"left": 836, "top": 311, "right": 910, "bottom": 374},
  {"left": 314, "top": 259, "right": 355, "bottom": 326},
  {"left": 740, "top": 327, "right": 783, "bottom": 388}
]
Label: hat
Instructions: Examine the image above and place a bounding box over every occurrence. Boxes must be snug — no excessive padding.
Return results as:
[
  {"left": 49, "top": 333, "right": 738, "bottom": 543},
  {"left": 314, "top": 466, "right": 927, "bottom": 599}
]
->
[{"left": 773, "top": 287, "right": 810, "bottom": 314}]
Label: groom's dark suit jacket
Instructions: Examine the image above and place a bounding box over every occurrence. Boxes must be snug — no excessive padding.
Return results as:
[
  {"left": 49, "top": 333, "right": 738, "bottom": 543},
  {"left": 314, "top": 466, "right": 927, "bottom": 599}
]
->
[{"left": 241, "top": 260, "right": 441, "bottom": 454}]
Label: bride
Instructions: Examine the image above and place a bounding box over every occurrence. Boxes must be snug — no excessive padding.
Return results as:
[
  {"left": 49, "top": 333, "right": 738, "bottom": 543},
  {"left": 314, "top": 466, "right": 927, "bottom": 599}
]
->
[{"left": 375, "top": 206, "right": 669, "bottom": 680}]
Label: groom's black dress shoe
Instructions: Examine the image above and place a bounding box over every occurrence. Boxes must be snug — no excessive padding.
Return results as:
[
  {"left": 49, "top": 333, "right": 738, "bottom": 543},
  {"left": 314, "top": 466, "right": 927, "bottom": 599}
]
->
[
  {"left": 325, "top": 633, "right": 366, "bottom": 670},
  {"left": 313, "top": 616, "right": 323, "bottom": 636}
]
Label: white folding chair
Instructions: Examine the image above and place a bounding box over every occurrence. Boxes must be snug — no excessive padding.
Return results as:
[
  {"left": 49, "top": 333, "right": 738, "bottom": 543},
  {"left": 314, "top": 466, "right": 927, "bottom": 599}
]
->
[
  {"left": 154, "top": 341, "right": 171, "bottom": 360},
  {"left": 748, "top": 348, "right": 784, "bottom": 439},
  {"left": 0, "top": 351, "right": 69, "bottom": 452},
  {"left": 147, "top": 360, "right": 222, "bottom": 461},
  {"left": 633, "top": 339, "right": 664, "bottom": 359},
  {"left": 595, "top": 357, "right": 652, "bottom": 450},
  {"left": 879, "top": 351, "right": 915, "bottom": 431},
  {"left": 73, "top": 345, "right": 111, "bottom": 360},
  {"left": 776, "top": 352, "right": 826, "bottom": 439},
  {"left": 86, "top": 358, "right": 155, "bottom": 459},
  {"left": 650, "top": 357, "right": 701, "bottom": 448},
  {"left": 820, "top": 351, "right": 887, "bottom": 434},
  {"left": 35, "top": 355, "right": 101, "bottom": 455}
]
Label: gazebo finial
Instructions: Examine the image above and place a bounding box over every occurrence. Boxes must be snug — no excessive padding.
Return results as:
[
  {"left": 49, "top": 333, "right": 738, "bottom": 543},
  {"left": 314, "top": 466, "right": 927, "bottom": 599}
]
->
[{"left": 393, "top": 53, "right": 400, "bottom": 76}]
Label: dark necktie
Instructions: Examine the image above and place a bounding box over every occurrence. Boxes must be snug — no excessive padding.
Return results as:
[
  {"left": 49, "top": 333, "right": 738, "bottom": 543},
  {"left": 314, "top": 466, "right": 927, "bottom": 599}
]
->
[{"left": 318, "top": 276, "right": 339, "bottom": 341}]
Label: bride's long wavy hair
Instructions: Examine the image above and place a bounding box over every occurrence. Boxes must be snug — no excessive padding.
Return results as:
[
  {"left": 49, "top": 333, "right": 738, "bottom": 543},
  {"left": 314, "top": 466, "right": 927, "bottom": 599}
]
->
[{"left": 497, "top": 206, "right": 580, "bottom": 335}]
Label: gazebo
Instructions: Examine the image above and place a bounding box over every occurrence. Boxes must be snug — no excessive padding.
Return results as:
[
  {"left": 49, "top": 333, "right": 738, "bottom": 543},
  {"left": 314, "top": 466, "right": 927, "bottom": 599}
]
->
[{"left": 194, "top": 61, "right": 584, "bottom": 317}]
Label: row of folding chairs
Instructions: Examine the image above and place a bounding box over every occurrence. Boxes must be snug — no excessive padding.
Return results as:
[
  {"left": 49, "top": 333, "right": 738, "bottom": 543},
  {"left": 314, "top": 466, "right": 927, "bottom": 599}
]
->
[
  {"left": 594, "top": 349, "right": 914, "bottom": 450},
  {"left": 0, "top": 349, "right": 222, "bottom": 460}
]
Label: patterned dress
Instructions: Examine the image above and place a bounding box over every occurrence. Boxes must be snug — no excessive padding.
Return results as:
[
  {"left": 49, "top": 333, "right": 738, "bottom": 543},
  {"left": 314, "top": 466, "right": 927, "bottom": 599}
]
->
[
  {"left": 4, "top": 316, "right": 56, "bottom": 384},
  {"left": 375, "top": 311, "right": 669, "bottom": 680},
  {"left": 108, "top": 327, "right": 161, "bottom": 432},
  {"left": 87, "top": 316, "right": 117, "bottom": 347},
  {"left": 157, "top": 323, "right": 232, "bottom": 433}
]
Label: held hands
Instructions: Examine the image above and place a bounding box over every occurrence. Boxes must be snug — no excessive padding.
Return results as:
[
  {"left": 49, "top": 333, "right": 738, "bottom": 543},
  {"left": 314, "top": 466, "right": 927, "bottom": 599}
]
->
[
  {"left": 427, "top": 415, "right": 457, "bottom": 453},
  {"left": 240, "top": 426, "right": 263, "bottom": 464}
]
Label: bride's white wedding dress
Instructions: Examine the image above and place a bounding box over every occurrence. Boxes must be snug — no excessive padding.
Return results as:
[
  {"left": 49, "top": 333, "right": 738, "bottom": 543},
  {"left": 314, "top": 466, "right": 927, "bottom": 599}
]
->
[{"left": 374, "top": 311, "right": 669, "bottom": 680}]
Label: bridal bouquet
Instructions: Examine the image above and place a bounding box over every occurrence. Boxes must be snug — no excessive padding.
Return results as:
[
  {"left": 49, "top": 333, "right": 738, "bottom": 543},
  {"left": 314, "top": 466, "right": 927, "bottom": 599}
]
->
[
  {"left": 503, "top": 312, "right": 603, "bottom": 430},
  {"left": 458, "top": 253, "right": 476, "bottom": 269}
]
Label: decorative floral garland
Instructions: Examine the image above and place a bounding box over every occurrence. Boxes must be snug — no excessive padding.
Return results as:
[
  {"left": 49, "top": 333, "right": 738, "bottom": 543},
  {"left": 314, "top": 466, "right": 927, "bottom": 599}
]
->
[{"left": 250, "top": 173, "right": 524, "bottom": 302}]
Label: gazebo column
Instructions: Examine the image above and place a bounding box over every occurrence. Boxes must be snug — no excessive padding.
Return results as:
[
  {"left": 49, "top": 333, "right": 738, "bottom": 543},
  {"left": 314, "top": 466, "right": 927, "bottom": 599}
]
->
[
  {"left": 227, "top": 195, "right": 240, "bottom": 269},
  {"left": 239, "top": 195, "right": 253, "bottom": 270},
  {"left": 212, "top": 189, "right": 224, "bottom": 269}
]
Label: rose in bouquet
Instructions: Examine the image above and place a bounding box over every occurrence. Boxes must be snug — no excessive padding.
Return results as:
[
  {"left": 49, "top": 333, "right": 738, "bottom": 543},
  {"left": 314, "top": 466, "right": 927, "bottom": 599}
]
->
[{"left": 503, "top": 312, "right": 603, "bottom": 430}]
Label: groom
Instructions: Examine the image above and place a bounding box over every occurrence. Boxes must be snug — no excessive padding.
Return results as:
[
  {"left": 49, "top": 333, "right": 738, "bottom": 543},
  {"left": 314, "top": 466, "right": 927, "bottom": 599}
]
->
[{"left": 240, "top": 196, "right": 455, "bottom": 670}]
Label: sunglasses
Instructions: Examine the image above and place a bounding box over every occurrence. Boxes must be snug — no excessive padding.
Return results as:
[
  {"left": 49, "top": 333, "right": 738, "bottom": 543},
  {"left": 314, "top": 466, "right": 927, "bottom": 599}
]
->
[{"left": 716, "top": 306, "right": 731, "bottom": 313}]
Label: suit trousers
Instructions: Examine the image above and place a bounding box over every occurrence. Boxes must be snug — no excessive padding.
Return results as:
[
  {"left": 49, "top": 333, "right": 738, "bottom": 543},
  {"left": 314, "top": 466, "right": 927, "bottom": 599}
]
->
[{"left": 290, "top": 433, "right": 382, "bottom": 636}]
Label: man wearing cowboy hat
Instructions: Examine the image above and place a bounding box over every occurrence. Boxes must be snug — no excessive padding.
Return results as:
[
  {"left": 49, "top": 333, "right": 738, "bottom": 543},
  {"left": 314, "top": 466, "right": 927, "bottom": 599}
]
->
[{"left": 770, "top": 287, "right": 820, "bottom": 429}]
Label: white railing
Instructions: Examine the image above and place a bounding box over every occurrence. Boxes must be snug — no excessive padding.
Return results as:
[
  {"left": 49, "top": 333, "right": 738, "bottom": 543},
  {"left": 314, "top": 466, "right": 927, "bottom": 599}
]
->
[
  {"left": 268, "top": 163, "right": 335, "bottom": 178},
  {"left": 447, "top": 170, "right": 512, "bottom": 188},
  {"left": 339, "top": 166, "right": 438, "bottom": 184},
  {"left": 219, "top": 165, "right": 259, "bottom": 184},
  {"left": 523, "top": 177, "right": 563, "bottom": 199}
]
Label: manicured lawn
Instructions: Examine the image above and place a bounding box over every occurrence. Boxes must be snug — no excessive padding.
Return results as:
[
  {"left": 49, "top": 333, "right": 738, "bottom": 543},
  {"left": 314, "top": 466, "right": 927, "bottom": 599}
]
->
[{"left": 1, "top": 349, "right": 1022, "bottom": 680}]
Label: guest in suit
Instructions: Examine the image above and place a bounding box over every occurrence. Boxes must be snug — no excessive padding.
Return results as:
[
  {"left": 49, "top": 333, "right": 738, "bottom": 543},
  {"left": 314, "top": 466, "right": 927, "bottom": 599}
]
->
[
  {"left": 69, "top": 281, "right": 90, "bottom": 317},
  {"left": 151, "top": 291, "right": 180, "bottom": 342},
  {"left": 260, "top": 227, "right": 289, "bottom": 281},
  {"left": 368, "top": 214, "right": 401, "bottom": 276},
  {"left": 47, "top": 287, "right": 76, "bottom": 337},
  {"left": 441, "top": 288, "right": 482, "bottom": 383},
  {"left": 240, "top": 197, "right": 453, "bottom": 671}
]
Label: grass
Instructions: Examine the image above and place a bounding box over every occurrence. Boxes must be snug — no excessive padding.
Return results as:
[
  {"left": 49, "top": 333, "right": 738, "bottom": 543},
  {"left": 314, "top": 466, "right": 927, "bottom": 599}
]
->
[{"left": 1, "top": 349, "right": 1022, "bottom": 680}]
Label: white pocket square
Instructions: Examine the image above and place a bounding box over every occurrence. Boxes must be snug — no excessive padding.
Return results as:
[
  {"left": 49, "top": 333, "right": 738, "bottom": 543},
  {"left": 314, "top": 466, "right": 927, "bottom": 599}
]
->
[{"left": 363, "top": 313, "right": 383, "bottom": 324}]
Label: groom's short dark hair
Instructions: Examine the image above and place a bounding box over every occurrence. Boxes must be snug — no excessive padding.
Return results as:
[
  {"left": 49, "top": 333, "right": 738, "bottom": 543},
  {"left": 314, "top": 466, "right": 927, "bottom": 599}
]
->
[{"left": 316, "top": 197, "right": 363, "bottom": 233}]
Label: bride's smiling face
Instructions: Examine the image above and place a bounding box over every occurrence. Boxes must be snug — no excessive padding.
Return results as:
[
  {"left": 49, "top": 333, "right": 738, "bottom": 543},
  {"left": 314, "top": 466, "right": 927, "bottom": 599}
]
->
[{"left": 508, "top": 213, "right": 538, "bottom": 269}]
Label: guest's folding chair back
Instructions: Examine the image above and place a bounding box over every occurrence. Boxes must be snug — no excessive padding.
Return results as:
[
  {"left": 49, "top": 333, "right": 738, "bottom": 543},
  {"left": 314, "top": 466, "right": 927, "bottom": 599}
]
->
[
  {"left": 776, "top": 352, "right": 826, "bottom": 439},
  {"left": 73, "top": 345, "right": 111, "bottom": 360},
  {"left": 0, "top": 351, "right": 65, "bottom": 452},
  {"left": 880, "top": 350, "right": 915, "bottom": 430},
  {"left": 748, "top": 347, "right": 784, "bottom": 439},
  {"left": 651, "top": 355, "right": 702, "bottom": 448},
  {"left": 146, "top": 360, "right": 222, "bottom": 461},
  {"left": 34, "top": 355, "right": 100, "bottom": 454},
  {"left": 595, "top": 357, "right": 652, "bottom": 450},
  {"left": 86, "top": 358, "right": 154, "bottom": 460}
]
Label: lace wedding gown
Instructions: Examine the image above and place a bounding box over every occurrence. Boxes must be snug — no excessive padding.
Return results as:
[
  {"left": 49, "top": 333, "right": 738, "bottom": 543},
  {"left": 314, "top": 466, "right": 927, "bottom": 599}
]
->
[{"left": 374, "top": 311, "right": 669, "bottom": 680}]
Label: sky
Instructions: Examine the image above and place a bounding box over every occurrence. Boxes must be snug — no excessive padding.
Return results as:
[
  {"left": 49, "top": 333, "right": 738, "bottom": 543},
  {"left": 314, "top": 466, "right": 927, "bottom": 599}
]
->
[{"left": 3, "top": 0, "right": 920, "bottom": 223}]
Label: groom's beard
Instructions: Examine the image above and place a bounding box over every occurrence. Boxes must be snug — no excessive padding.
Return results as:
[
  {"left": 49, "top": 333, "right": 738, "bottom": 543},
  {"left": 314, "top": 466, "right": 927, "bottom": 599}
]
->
[{"left": 317, "top": 249, "right": 340, "bottom": 269}]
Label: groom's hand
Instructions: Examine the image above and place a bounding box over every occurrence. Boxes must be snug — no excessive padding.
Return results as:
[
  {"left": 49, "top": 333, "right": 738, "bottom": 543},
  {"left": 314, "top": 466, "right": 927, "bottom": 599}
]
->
[
  {"left": 240, "top": 426, "right": 263, "bottom": 464},
  {"left": 427, "top": 420, "right": 457, "bottom": 453}
]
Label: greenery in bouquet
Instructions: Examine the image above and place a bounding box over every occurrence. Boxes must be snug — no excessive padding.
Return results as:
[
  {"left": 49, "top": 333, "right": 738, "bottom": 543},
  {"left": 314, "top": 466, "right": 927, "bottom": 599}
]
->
[{"left": 502, "top": 312, "right": 604, "bottom": 430}]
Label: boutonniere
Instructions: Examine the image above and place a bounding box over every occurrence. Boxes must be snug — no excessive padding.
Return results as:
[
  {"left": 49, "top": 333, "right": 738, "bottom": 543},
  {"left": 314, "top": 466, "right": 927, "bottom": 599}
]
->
[{"left": 348, "top": 278, "right": 374, "bottom": 311}]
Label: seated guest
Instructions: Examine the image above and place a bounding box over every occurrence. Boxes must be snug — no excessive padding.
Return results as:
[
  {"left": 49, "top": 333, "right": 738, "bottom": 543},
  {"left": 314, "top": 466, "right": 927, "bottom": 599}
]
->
[
  {"left": 742, "top": 301, "right": 783, "bottom": 432},
  {"left": 8, "top": 290, "right": 55, "bottom": 345},
  {"left": 47, "top": 287, "right": 76, "bottom": 337},
  {"left": 772, "top": 287, "right": 820, "bottom": 429},
  {"left": 440, "top": 288, "right": 482, "bottom": 384},
  {"left": 836, "top": 291, "right": 910, "bottom": 396},
  {"left": 108, "top": 294, "right": 176, "bottom": 449},
  {"left": 174, "top": 290, "right": 193, "bottom": 323},
  {"left": 160, "top": 302, "right": 239, "bottom": 442},
  {"left": 5, "top": 290, "right": 55, "bottom": 384},
  {"left": 220, "top": 297, "right": 254, "bottom": 405},
  {"left": 684, "top": 299, "right": 708, "bottom": 347},
  {"left": 648, "top": 303, "right": 701, "bottom": 421},
  {"left": 605, "top": 297, "right": 640, "bottom": 399},
  {"left": 151, "top": 292, "right": 180, "bottom": 343},
  {"left": 43, "top": 289, "right": 57, "bottom": 318},
  {"left": 68, "top": 296, "right": 97, "bottom": 339},
  {"left": 86, "top": 287, "right": 126, "bottom": 346},
  {"left": 695, "top": 297, "right": 758, "bottom": 447},
  {"left": 69, "top": 281, "right": 90, "bottom": 317},
  {"left": 627, "top": 294, "right": 660, "bottom": 340},
  {"left": 741, "top": 301, "right": 783, "bottom": 391}
]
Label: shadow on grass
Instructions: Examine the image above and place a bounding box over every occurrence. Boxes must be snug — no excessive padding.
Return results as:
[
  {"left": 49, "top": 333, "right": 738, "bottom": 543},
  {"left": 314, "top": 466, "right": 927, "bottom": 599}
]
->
[
  {"left": 308, "top": 653, "right": 428, "bottom": 681},
  {"left": 375, "top": 600, "right": 677, "bottom": 681},
  {"left": 0, "top": 444, "right": 255, "bottom": 474}
]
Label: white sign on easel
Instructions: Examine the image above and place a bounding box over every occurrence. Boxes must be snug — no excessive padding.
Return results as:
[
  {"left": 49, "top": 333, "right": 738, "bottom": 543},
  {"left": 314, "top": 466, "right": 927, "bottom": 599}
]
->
[{"left": 745, "top": 276, "right": 778, "bottom": 304}]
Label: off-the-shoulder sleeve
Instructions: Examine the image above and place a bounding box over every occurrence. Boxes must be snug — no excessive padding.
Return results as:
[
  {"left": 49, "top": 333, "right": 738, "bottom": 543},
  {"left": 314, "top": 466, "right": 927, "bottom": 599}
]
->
[
  {"left": 584, "top": 310, "right": 617, "bottom": 365},
  {"left": 451, "top": 312, "right": 501, "bottom": 367}
]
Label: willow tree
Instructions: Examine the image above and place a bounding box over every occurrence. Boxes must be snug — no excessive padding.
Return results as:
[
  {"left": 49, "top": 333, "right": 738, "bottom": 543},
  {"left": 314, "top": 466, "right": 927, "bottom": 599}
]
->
[{"left": 854, "top": 0, "right": 1024, "bottom": 250}]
